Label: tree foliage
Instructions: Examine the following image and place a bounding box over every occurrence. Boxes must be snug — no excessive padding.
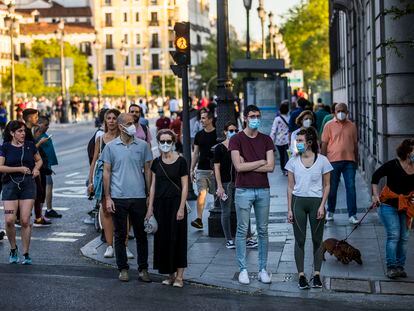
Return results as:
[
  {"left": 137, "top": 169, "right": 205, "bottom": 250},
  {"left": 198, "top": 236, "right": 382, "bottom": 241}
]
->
[
  {"left": 281, "top": 0, "right": 330, "bottom": 91},
  {"left": 150, "top": 75, "right": 175, "bottom": 97},
  {"left": 102, "top": 78, "right": 147, "bottom": 97}
]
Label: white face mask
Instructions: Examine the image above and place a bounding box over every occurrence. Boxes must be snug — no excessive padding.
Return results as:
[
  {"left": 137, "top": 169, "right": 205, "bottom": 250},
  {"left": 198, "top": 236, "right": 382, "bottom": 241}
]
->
[
  {"left": 303, "top": 119, "right": 312, "bottom": 128},
  {"left": 158, "top": 142, "right": 173, "bottom": 153},
  {"left": 337, "top": 112, "right": 346, "bottom": 121},
  {"left": 122, "top": 124, "right": 136, "bottom": 136}
]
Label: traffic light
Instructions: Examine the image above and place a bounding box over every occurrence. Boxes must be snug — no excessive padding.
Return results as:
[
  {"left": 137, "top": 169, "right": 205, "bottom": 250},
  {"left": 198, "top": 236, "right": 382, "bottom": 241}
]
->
[{"left": 170, "top": 22, "right": 191, "bottom": 66}]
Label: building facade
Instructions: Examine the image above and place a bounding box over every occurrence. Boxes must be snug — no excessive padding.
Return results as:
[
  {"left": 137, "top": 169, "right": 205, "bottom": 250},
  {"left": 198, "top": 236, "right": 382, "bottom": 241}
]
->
[{"left": 329, "top": 0, "right": 414, "bottom": 179}]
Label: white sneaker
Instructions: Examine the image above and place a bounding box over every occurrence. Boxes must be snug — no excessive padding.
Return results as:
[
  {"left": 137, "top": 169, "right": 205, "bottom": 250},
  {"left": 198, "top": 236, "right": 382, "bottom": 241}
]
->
[
  {"left": 104, "top": 245, "right": 114, "bottom": 258},
  {"left": 349, "top": 216, "right": 359, "bottom": 224},
  {"left": 238, "top": 269, "right": 250, "bottom": 285},
  {"left": 326, "top": 212, "right": 334, "bottom": 221},
  {"left": 126, "top": 247, "right": 134, "bottom": 259},
  {"left": 258, "top": 269, "right": 272, "bottom": 284}
]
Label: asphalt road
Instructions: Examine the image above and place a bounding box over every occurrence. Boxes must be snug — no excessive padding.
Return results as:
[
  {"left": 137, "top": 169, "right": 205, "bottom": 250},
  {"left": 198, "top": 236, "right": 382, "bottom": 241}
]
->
[{"left": 0, "top": 123, "right": 407, "bottom": 310}]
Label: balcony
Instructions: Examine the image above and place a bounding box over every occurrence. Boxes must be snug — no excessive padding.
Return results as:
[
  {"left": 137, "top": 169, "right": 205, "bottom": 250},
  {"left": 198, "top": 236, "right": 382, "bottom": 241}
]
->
[
  {"left": 151, "top": 41, "right": 160, "bottom": 48},
  {"left": 149, "top": 20, "right": 159, "bottom": 27}
]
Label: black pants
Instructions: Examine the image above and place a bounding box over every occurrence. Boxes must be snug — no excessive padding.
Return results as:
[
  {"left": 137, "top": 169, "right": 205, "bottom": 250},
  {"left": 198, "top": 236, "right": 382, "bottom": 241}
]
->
[
  {"left": 276, "top": 144, "right": 289, "bottom": 172},
  {"left": 112, "top": 198, "right": 148, "bottom": 271}
]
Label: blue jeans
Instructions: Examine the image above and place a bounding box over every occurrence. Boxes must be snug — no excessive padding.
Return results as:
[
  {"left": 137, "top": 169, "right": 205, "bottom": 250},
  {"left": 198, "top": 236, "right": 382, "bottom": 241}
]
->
[
  {"left": 235, "top": 188, "right": 270, "bottom": 272},
  {"left": 327, "top": 161, "right": 357, "bottom": 217},
  {"left": 378, "top": 203, "right": 410, "bottom": 268}
]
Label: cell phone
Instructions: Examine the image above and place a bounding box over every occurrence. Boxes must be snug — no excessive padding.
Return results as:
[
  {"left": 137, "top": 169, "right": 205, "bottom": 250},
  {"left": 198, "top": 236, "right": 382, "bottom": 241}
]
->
[{"left": 221, "top": 193, "right": 228, "bottom": 201}]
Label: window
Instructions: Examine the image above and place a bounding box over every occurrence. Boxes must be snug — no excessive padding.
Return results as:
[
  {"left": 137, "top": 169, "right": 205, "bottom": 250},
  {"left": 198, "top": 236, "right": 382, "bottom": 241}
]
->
[
  {"left": 80, "top": 42, "right": 92, "bottom": 56},
  {"left": 136, "top": 53, "right": 141, "bottom": 66},
  {"left": 136, "top": 34, "right": 141, "bottom": 45},
  {"left": 124, "top": 34, "right": 128, "bottom": 44},
  {"left": 123, "top": 12, "right": 128, "bottom": 22},
  {"left": 151, "top": 33, "right": 159, "bottom": 48},
  {"left": 106, "top": 76, "right": 114, "bottom": 82},
  {"left": 34, "top": 15, "right": 39, "bottom": 23},
  {"left": 105, "top": 34, "right": 113, "bottom": 49},
  {"left": 152, "top": 53, "right": 159, "bottom": 70},
  {"left": 105, "top": 55, "right": 114, "bottom": 70},
  {"left": 125, "top": 55, "right": 129, "bottom": 66},
  {"left": 150, "top": 12, "right": 158, "bottom": 26},
  {"left": 105, "top": 13, "right": 112, "bottom": 27},
  {"left": 105, "top": 0, "right": 111, "bottom": 5},
  {"left": 197, "top": 34, "right": 201, "bottom": 45},
  {"left": 136, "top": 76, "right": 142, "bottom": 85},
  {"left": 20, "top": 43, "right": 27, "bottom": 58},
  {"left": 150, "top": 0, "right": 158, "bottom": 5},
  {"left": 135, "top": 12, "right": 139, "bottom": 22}
]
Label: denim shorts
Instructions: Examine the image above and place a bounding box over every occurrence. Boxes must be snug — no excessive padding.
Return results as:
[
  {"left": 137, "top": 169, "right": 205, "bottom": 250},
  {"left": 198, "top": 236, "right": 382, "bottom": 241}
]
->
[{"left": 2, "top": 177, "right": 37, "bottom": 201}]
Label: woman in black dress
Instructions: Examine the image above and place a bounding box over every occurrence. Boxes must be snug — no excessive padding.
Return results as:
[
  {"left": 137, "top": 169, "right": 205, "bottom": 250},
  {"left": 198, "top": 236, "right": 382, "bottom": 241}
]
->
[{"left": 146, "top": 129, "right": 188, "bottom": 288}]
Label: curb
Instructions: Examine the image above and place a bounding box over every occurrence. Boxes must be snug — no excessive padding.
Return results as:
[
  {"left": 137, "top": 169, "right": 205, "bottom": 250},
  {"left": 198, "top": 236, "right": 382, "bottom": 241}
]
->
[{"left": 80, "top": 237, "right": 414, "bottom": 306}]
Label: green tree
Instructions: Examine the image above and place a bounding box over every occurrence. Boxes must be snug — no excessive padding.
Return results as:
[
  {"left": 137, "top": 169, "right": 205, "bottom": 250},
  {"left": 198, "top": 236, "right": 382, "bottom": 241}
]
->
[
  {"left": 29, "top": 39, "right": 95, "bottom": 96},
  {"left": 150, "top": 75, "right": 176, "bottom": 97},
  {"left": 281, "top": 0, "right": 330, "bottom": 91},
  {"left": 102, "top": 78, "right": 148, "bottom": 97}
]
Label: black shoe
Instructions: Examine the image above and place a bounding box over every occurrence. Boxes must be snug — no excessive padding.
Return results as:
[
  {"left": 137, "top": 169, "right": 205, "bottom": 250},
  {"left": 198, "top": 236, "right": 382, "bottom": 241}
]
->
[
  {"left": 191, "top": 218, "right": 203, "bottom": 229},
  {"left": 298, "top": 275, "right": 310, "bottom": 290},
  {"left": 312, "top": 274, "right": 323, "bottom": 288},
  {"left": 396, "top": 267, "right": 407, "bottom": 278},
  {"left": 386, "top": 267, "right": 399, "bottom": 279},
  {"left": 45, "top": 209, "right": 62, "bottom": 218},
  {"left": 0, "top": 230, "right": 5, "bottom": 240}
]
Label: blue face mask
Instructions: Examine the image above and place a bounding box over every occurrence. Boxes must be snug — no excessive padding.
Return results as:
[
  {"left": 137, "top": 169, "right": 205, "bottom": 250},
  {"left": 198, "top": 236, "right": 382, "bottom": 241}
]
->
[
  {"left": 410, "top": 154, "right": 414, "bottom": 163},
  {"left": 297, "top": 142, "right": 306, "bottom": 154},
  {"left": 227, "top": 131, "right": 236, "bottom": 139},
  {"left": 248, "top": 118, "right": 261, "bottom": 130}
]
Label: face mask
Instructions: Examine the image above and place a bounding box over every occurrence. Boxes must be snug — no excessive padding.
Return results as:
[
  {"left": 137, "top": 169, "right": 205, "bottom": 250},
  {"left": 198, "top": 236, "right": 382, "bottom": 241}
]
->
[
  {"left": 303, "top": 119, "right": 312, "bottom": 128},
  {"left": 410, "top": 154, "right": 414, "bottom": 163},
  {"left": 122, "top": 124, "right": 136, "bottom": 136},
  {"left": 297, "top": 142, "right": 306, "bottom": 154},
  {"left": 337, "top": 112, "right": 346, "bottom": 121},
  {"left": 227, "top": 131, "right": 236, "bottom": 139},
  {"left": 159, "top": 142, "right": 173, "bottom": 153},
  {"left": 248, "top": 119, "right": 261, "bottom": 130}
]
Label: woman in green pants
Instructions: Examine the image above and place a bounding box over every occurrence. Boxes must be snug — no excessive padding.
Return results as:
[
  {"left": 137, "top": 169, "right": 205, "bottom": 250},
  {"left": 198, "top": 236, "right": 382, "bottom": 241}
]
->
[{"left": 285, "top": 127, "right": 333, "bottom": 289}]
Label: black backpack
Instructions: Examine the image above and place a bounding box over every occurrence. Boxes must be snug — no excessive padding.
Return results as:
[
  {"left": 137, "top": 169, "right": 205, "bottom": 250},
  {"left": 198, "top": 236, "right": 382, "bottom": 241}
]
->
[{"left": 87, "top": 129, "right": 103, "bottom": 165}]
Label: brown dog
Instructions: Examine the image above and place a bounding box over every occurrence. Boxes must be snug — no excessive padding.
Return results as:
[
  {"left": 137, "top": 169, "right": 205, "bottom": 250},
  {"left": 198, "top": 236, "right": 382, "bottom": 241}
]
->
[{"left": 322, "top": 238, "right": 362, "bottom": 265}]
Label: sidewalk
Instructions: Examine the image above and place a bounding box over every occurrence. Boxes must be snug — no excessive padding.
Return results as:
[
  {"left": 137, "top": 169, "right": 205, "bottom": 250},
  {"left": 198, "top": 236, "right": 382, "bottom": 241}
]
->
[{"left": 81, "top": 168, "right": 414, "bottom": 303}]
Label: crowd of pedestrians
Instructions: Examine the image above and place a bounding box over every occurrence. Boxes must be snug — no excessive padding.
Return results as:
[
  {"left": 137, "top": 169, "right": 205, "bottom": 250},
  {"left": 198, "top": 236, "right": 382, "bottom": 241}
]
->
[{"left": 0, "top": 93, "right": 412, "bottom": 292}]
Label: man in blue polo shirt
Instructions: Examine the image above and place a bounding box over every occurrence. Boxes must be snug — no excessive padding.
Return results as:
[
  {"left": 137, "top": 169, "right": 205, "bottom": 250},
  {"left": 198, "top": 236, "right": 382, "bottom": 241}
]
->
[{"left": 102, "top": 113, "right": 153, "bottom": 282}]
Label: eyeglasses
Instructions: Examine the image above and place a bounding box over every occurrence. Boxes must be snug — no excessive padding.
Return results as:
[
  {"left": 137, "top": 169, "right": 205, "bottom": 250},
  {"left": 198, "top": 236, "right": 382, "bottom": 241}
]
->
[
  {"left": 228, "top": 129, "right": 239, "bottom": 133},
  {"left": 159, "top": 140, "right": 173, "bottom": 145}
]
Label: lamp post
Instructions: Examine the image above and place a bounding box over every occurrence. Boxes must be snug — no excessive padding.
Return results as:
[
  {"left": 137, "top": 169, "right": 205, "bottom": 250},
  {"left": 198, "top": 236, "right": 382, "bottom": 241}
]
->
[
  {"left": 120, "top": 40, "right": 128, "bottom": 111},
  {"left": 56, "top": 19, "right": 69, "bottom": 123},
  {"left": 93, "top": 37, "right": 102, "bottom": 110},
  {"left": 243, "top": 0, "right": 252, "bottom": 59},
  {"left": 142, "top": 49, "right": 150, "bottom": 102},
  {"left": 268, "top": 11, "right": 275, "bottom": 58},
  {"left": 160, "top": 53, "right": 166, "bottom": 99},
  {"left": 4, "top": 1, "right": 18, "bottom": 121},
  {"left": 257, "top": 0, "right": 267, "bottom": 59}
]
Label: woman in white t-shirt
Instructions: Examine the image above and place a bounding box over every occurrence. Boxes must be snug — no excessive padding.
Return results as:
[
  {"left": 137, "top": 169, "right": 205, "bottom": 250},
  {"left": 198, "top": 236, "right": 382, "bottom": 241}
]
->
[{"left": 285, "top": 127, "right": 333, "bottom": 290}]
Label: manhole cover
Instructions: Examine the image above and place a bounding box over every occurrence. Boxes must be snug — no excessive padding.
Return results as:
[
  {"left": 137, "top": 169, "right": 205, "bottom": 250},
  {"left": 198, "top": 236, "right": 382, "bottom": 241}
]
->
[
  {"left": 330, "top": 278, "right": 372, "bottom": 293},
  {"left": 379, "top": 281, "right": 414, "bottom": 295}
]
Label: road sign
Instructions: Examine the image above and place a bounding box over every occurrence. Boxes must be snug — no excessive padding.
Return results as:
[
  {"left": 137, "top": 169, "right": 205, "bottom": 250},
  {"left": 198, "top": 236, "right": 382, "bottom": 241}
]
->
[{"left": 287, "top": 70, "right": 304, "bottom": 89}]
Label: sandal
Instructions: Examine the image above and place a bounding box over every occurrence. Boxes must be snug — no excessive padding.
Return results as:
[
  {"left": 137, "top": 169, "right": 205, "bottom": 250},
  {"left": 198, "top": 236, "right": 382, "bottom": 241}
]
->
[
  {"left": 173, "top": 278, "right": 184, "bottom": 288},
  {"left": 162, "top": 277, "right": 175, "bottom": 285}
]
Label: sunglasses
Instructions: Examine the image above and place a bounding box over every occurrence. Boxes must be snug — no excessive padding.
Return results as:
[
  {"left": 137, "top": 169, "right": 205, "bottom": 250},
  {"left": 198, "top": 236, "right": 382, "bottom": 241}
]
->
[
  {"left": 228, "top": 129, "right": 238, "bottom": 133},
  {"left": 159, "top": 140, "right": 173, "bottom": 145}
]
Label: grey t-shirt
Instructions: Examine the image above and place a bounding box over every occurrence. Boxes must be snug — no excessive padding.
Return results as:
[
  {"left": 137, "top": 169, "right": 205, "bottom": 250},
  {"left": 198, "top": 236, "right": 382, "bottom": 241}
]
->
[{"left": 101, "top": 136, "right": 153, "bottom": 199}]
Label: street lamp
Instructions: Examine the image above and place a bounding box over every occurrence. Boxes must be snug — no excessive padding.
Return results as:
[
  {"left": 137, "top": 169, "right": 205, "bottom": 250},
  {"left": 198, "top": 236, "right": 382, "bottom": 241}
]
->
[
  {"left": 142, "top": 49, "right": 150, "bottom": 102},
  {"left": 4, "top": 0, "right": 18, "bottom": 120},
  {"left": 257, "top": 0, "right": 267, "bottom": 59},
  {"left": 243, "top": 0, "right": 252, "bottom": 59},
  {"left": 93, "top": 36, "right": 102, "bottom": 110},
  {"left": 268, "top": 11, "right": 275, "bottom": 58},
  {"left": 120, "top": 40, "right": 129, "bottom": 111},
  {"left": 55, "top": 19, "right": 69, "bottom": 123},
  {"left": 160, "top": 52, "right": 166, "bottom": 99}
]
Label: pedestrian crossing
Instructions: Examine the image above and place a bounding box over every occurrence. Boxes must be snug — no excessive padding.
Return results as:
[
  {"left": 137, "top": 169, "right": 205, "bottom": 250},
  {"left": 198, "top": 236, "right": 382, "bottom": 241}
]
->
[
  {"left": 0, "top": 206, "right": 70, "bottom": 212},
  {"left": 2, "top": 231, "right": 86, "bottom": 243}
]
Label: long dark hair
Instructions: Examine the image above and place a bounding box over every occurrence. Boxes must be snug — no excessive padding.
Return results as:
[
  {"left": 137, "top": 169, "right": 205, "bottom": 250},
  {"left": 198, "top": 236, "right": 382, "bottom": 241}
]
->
[
  {"left": 3, "top": 120, "right": 26, "bottom": 143},
  {"left": 296, "top": 127, "right": 319, "bottom": 154}
]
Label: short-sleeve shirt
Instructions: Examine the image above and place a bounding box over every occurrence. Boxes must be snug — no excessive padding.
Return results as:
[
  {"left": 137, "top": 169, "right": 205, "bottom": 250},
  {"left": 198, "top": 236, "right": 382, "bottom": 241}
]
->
[
  {"left": 228, "top": 131, "right": 275, "bottom": 188},
  {"left": 213, "top": 143, "right": 234, "bottom": 184},
  {"left": 321, "top": 119, "right": 357, "bottom": 162},
  {"left": 151, "top": 156, "right": 188, "bottom": 198},
  {"left": 0, "top": 141, "right": 38, "bottom": 179},
  {"left": 101, "top": 137, "right": 153, "bottom": 199},
  {"left": 194, "top": 129, "right": 217, "bottom": 170},
  {"left": 285, "top": 154, "right": 333, "bottom": 198},
  {"left": 135, "top": 123, "right": 152, "bottom": 143}
]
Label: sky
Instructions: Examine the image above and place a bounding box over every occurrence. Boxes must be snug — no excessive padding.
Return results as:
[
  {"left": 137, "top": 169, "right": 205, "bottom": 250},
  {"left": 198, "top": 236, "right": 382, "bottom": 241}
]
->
[{"left": 209, "top": 0, "right": 302, "bottom": 41}]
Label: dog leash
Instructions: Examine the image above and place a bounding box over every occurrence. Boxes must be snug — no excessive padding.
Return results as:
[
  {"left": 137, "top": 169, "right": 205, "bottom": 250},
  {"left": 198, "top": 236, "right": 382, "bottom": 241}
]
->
[{"left": 342, "top": 202, "right": 378, "bottom": 242}]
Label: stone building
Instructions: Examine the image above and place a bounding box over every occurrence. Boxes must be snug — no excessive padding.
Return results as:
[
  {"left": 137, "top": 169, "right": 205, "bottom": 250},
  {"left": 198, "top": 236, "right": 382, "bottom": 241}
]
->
[{"left": 329, "top": 0, "right": 414, "bottom": 178}]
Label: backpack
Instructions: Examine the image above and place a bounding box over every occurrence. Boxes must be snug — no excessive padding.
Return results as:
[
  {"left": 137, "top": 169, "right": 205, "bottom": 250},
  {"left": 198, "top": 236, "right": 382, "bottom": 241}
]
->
[{"left": 87, "top": 128, "right": 103, "bottom": 165}]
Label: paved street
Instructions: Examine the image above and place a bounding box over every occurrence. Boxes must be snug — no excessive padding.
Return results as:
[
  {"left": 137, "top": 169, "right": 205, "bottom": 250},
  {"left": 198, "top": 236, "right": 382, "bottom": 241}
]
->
[{"left": 0, "top": 122, "right": 413, "bottom": 310}]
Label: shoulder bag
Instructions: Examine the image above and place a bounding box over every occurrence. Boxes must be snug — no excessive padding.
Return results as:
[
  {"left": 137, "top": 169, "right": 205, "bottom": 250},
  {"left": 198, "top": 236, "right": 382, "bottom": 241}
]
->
[{"left": 158, "top": 158, "right": 192, "bottom": 214}]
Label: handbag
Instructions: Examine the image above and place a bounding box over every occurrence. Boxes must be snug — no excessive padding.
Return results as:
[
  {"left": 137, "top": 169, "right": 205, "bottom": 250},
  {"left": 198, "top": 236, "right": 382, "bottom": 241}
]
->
[{"left": 158, "top": 158, "right": 192, "bottom": 214}]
